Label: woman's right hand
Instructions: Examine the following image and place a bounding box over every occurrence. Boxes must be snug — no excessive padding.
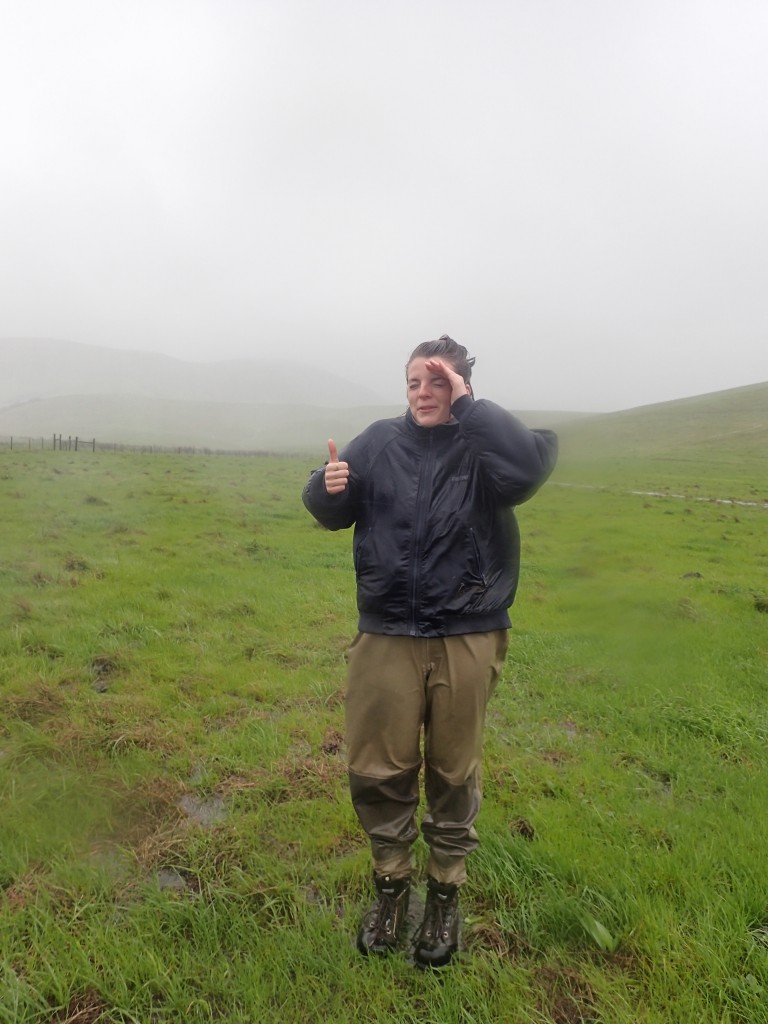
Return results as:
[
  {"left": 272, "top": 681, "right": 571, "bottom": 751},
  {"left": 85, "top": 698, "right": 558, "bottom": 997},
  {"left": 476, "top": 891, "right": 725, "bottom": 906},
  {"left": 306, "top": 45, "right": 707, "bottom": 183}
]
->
[{"left": 324, "top": 439, "right": 349, "bottom": 494}]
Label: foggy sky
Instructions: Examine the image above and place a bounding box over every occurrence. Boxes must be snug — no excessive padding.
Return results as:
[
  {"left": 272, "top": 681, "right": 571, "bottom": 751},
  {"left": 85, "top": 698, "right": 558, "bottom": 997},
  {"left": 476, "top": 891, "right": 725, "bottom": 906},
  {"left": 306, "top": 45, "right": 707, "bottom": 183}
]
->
[{"left": 2, "top": 0, "right": 767, "bottom": 412}]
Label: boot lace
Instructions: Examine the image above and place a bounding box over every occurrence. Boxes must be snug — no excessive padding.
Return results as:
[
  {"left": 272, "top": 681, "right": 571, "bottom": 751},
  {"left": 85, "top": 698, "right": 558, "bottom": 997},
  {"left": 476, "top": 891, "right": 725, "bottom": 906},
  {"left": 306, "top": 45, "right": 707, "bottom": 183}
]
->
[
  {"left": 423, "top": 889, "right": 458, "bottom": 942},
  {"left": 369, "top": 889, "right": 402, "bottom": 942}
]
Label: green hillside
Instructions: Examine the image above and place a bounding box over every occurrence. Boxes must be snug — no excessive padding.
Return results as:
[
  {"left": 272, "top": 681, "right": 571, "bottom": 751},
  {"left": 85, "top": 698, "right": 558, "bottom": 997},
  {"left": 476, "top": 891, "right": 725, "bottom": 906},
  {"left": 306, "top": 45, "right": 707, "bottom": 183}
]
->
[
  {"left": 556, "top": 381, "right": 768, "bottom": 502},
  {"left": 562, "top": 381, "right": 767, "bottom": 456}
]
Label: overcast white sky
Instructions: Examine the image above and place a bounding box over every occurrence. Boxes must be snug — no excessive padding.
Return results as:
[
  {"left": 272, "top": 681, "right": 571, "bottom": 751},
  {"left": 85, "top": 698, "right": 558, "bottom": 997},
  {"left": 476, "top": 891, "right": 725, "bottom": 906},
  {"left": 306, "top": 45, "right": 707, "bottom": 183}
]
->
[{"left": 2, "top": 0, "right": 767, "bottom": 411}]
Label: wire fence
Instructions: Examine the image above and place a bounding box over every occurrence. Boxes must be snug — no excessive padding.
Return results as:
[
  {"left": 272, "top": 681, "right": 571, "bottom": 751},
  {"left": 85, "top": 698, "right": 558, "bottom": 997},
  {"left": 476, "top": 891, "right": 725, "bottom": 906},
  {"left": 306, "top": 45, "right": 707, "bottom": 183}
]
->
[{"left": 0, "top": 433, "right": 281, "bottom": 457}]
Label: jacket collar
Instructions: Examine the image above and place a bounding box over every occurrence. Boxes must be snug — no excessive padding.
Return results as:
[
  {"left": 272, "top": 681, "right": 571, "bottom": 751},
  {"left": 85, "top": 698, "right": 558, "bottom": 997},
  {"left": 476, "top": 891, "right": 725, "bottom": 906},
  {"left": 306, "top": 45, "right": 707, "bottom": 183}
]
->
[{"left": 404, "top": 408, "right": 460, "bottom": 438}]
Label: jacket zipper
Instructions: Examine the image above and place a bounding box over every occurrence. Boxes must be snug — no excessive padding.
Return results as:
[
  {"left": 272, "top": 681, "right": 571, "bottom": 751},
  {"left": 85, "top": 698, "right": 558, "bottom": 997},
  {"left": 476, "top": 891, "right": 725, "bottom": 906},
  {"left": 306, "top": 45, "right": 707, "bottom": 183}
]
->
[{"left": 408, "top": 432, "right": 435, "bottom": 636}]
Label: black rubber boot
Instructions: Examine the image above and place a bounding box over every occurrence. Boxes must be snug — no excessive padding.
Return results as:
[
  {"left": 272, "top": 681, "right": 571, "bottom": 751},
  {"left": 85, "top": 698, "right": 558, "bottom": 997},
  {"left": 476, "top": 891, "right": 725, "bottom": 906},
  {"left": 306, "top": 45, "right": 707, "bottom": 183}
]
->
[
  {"left": 357, "top": 873, "right": 411, "bottom": 956},
  {"left": 413, "top": 876, "right": 460, "bottom": 968}
]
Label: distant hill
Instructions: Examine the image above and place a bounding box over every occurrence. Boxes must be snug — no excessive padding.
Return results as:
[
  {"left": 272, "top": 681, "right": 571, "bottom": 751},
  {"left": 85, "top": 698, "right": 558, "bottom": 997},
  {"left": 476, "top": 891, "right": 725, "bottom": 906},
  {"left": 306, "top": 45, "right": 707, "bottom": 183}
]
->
[
  {"left": 0, "top": 337, "right": 389, "bottom": 409},
  {"left": 554, "top": 380, "right": 767, "bottom": 501},
  {"left": 0, "top": 394, "right": 407, "bottom": 452},
  {"left": 559, "top": 380, "right": 768, "bottom": 459}
]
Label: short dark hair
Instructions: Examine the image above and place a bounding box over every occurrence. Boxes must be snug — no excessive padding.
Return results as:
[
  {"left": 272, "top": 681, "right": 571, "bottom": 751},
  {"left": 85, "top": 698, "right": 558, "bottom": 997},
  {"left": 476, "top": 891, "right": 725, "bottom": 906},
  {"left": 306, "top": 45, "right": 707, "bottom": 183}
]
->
[{"left": 406, "top": 334, "right": 476, "bottom": 385}]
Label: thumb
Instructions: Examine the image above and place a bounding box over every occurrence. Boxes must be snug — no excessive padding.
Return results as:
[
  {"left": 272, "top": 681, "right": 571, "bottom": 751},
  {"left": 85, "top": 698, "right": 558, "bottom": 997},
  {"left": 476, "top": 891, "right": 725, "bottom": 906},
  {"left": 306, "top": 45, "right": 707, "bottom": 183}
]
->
[{"left": 327, "top": 439, "right": 339, "bottom": 463}]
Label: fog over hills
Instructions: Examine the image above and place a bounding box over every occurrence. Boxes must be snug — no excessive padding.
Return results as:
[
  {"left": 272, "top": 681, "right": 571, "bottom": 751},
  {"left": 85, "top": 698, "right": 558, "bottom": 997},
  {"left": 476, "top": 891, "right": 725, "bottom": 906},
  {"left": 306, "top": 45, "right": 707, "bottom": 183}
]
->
[
  {"left": 0, "top": 338, "right": 389, "bottom": 409},
  {"left": 0, "top": 337, "right": 401, "bottom": 450},
  {"left": 0, "top": 338, "right": 584, "bottom": 450},
  {"left": 1, "top": 338, "right": 764, "bottom": 454}
]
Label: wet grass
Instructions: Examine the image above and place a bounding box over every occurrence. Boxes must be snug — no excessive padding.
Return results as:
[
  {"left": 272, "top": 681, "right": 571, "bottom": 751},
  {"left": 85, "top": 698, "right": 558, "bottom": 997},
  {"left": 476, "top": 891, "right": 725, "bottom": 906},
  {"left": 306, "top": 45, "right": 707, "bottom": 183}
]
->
[{"left": 1, "top": 448, "right": 767, "bottom": 1023}]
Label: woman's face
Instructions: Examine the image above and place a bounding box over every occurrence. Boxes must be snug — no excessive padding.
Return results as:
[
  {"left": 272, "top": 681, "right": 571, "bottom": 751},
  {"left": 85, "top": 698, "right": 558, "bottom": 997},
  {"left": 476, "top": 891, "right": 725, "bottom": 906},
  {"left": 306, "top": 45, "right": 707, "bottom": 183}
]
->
[{"left": 406, "top": 357, "right": 456, "bottom": 427}]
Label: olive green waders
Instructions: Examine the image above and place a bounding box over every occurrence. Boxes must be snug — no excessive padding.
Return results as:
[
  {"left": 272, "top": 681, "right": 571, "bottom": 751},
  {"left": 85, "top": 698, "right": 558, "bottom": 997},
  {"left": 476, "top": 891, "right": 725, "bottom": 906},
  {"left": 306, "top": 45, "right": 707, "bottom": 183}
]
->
[{"left": 345, "top": 630, "right": 508, "bottom": 886}]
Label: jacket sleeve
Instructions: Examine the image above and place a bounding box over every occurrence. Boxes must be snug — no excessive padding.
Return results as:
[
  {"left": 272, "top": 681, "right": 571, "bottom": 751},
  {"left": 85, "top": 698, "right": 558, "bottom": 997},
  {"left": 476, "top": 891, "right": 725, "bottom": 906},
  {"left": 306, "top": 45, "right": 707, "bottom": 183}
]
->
[
  {"left": 301, "top": 440, "right": 362, "bottom": 531},
  {"left": 451, "top": 395, "right": 558, "bottom": 505}
]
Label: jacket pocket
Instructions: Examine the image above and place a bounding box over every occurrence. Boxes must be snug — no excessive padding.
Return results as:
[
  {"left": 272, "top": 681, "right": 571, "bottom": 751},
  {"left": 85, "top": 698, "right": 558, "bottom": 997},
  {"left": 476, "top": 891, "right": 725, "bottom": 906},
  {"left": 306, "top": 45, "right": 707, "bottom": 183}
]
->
[
  {"left": 467, "top": 527, "right": 488, "bottom": 588},
  {"left": 353, "top": 526, "right": 371, "bottom": 574},
  {"left": 454, "top": 527, "right": 488, "bottom": 601}
]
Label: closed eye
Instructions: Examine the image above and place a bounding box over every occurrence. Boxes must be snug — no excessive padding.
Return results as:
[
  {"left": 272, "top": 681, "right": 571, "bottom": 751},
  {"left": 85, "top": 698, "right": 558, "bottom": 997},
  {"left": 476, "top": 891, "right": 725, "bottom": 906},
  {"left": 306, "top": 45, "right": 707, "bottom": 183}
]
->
[{"left": 408, "top": 377, "right": 448, "bottom": 391}]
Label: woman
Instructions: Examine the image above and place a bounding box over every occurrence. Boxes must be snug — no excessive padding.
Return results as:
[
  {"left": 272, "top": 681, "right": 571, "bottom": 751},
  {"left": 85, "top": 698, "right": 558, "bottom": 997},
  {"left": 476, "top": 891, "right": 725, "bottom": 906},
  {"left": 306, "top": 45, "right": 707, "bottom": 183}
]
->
[{"left": 302, "top": 335, "right": 558, "bottom": 967}]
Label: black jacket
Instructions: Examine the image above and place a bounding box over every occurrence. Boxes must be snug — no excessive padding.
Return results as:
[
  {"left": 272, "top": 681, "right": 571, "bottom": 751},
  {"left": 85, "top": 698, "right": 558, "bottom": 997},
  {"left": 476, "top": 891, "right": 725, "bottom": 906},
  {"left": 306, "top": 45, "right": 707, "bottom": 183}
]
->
[{"left": 302, "top": 395, "right": 558, "bottom": 638}]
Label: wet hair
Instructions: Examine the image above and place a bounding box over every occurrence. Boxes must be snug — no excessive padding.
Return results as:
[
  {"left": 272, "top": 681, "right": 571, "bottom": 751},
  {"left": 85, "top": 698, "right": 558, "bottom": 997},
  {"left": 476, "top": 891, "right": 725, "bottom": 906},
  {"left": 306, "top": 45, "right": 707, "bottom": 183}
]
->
[{"left": 406, "top": 334, "right": 476, "bottom": 388}]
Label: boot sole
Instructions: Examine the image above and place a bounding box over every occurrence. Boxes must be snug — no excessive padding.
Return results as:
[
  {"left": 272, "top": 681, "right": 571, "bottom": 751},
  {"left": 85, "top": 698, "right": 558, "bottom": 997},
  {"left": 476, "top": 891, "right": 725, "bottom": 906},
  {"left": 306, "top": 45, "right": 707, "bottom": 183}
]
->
[{"left": 414, "top": 945, "right": 458, "bottom": 969}]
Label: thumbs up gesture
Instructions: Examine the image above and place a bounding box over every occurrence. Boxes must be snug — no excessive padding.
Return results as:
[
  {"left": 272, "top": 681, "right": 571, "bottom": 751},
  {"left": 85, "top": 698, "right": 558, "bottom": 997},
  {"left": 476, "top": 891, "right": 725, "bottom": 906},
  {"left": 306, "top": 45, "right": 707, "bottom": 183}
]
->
[{"left": 324, "top": 439, "right": 350, "bottom": 495}]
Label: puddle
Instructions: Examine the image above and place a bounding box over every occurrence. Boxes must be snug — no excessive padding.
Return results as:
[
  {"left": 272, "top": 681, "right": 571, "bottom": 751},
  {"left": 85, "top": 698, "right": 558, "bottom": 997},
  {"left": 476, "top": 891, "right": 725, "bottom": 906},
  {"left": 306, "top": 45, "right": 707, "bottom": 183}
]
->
[
  {"left": 177, "top": 792, "right": 227, "bottom": 826},
  {"left": 155, "top": 868, "right": 189, "bottom": 891}
]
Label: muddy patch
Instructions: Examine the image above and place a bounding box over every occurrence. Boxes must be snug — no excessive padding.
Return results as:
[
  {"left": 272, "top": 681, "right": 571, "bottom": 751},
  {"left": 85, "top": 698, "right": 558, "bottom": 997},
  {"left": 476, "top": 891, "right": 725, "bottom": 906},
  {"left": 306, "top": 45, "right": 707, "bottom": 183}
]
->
[
  {"left": 48, "top": 988, "right": 109, "bottom": 1024},
  {"left": 509, "top": 817, "right": 536, "bottom": 841},
  {"left": 90, "top": 653, "right": 123, "bottom": 686},
  {"left": 536, "top": 963, "right": 599, "bottom": 1024},
  {"left": 5, "top": 683, "right": 66, "bottom": 722},
  {"left": 177, "top": 792, "right": 228, "bottom": 827},
  {"left": 321, "top": 728, "right": 344, "bottom": 755},
  {"left": 262, "top": 755, "right": 347, "bottom": 804}
]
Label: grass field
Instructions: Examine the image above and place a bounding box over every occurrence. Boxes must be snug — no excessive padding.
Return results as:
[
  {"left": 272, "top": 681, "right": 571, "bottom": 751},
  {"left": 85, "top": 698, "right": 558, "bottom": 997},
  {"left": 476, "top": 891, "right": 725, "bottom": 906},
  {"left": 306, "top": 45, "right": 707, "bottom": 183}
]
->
[{"left": 1, "top": 420, "right": 767, "bottom": 1022}]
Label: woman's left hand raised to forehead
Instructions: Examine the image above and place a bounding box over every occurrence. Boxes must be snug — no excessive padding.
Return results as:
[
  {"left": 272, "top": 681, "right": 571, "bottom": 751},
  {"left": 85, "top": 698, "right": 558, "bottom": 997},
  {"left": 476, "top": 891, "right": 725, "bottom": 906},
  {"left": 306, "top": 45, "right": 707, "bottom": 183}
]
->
[{"left": 424, "top": 359, "right": 470, "bottom": 404}]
